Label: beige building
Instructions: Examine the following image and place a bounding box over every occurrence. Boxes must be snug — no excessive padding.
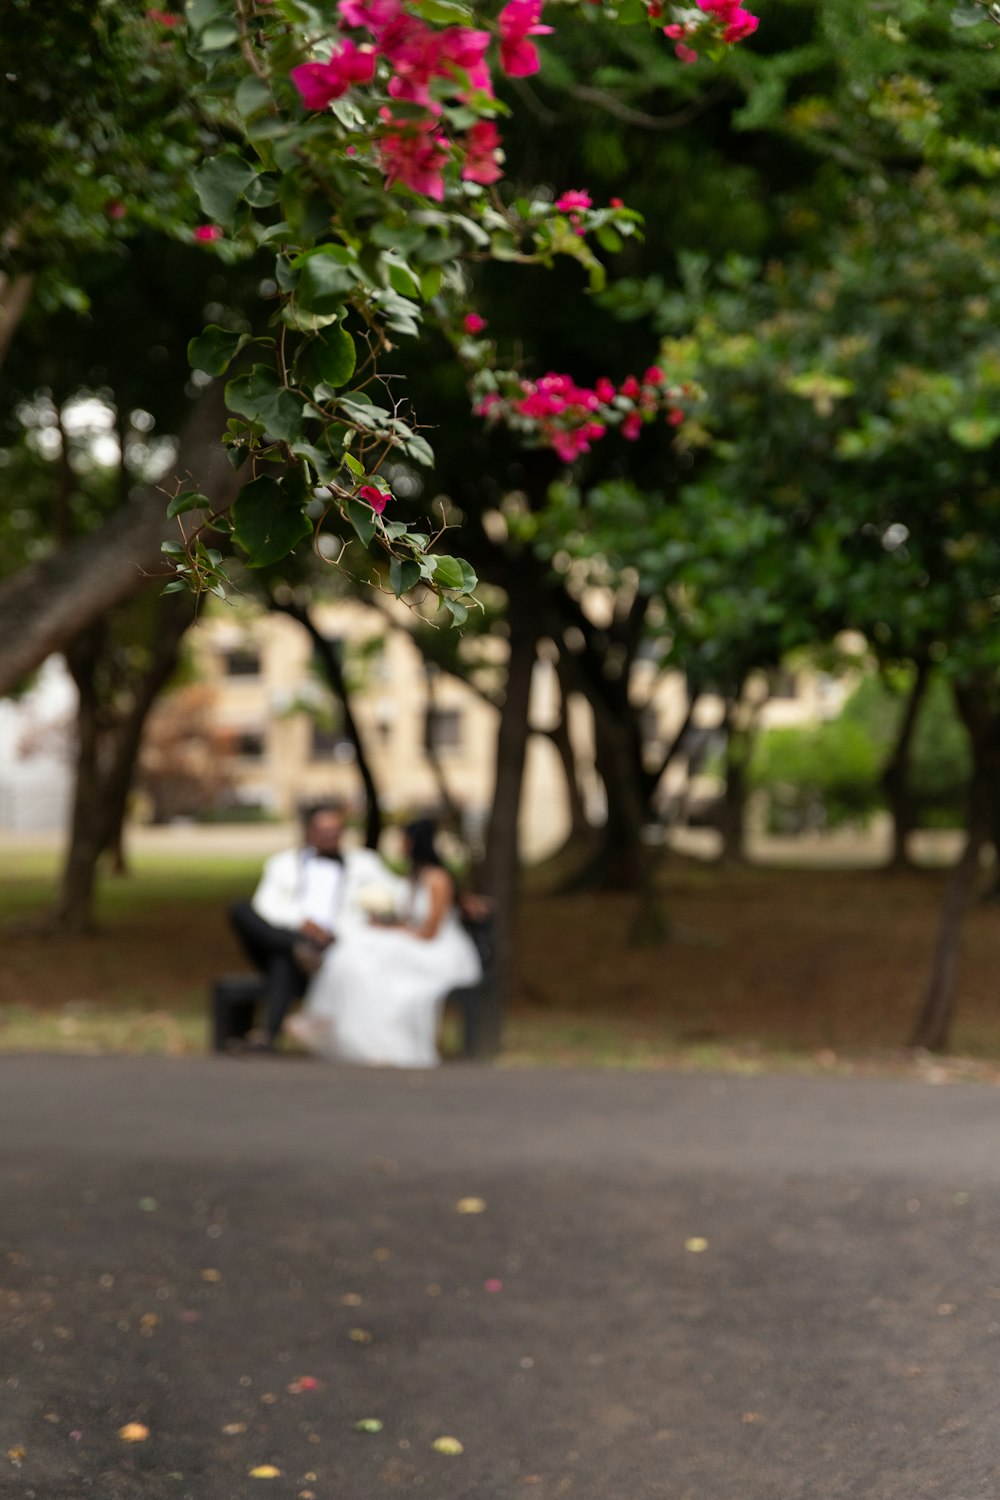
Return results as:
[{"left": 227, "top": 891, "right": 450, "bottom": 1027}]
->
[
  {"left": 185, "top": 599, "right": 575, "bottom": 860},
  {"left": 168, "top": 598, "right": 854, "bottom": 858}
]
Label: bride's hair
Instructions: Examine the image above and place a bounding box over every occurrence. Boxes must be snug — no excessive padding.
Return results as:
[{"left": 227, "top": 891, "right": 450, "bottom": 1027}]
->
[{"left": 404, "top": 818, "right": 445, "bottom": 871}]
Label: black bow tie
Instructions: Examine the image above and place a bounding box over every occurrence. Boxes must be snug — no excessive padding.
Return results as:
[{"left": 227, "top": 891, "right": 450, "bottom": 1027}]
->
[{"left": 308, "top": 850, "right": 343, "bottom": 865}]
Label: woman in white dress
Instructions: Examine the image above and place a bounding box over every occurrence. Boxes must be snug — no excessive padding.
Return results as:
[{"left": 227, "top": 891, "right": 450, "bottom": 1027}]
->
[{"left": 288, "top": 820, "right": 483, "bottom": 1068}]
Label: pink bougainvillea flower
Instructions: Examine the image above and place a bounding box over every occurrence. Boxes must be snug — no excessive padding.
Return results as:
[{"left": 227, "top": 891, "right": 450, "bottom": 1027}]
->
[
  {"left": 594, "top": 376, "right": 616, "bottom": 404},
  {"left": 379, "top": 119, "right": 449, "bottom": 200},
  {"left": 438, "top": 26, "right": 493, "bottom": 97},
  {"left": 555, "top": 189, "right": 592, "bottom": 215},
  {"left": 383, "top": 16, "right": 442, "bottom": 107},
  {"left": 464, "top": 313, "right": 488, "bottom": 335},
  {"left": 105, "top": 199, "right": 126, "bottom": 220},
  {"left": 663, "top": 22, "right": 686, "bottom": 37},
  {"left": 461, "top": 120, "right": 504, "bottom": 184},
  {"left": 696, "top": 0, "right": 759, "bottom": 41},
  {"left": 358, "top": 484, "right": 390, "bottom": 514},
  {"left": 610, "top": 196, "right": 624, "bottom": 208},
  {"left": 484, "top": 1279, "right": 503, "bottom": 1292},
  {"left": 339, "top": 0, "right": 401, "bottom": 34},
  {"left": 147, "top": 8, "right": 181, "bottom": 25},
  {"left": 622, "top": 410, "right": 643, "bottom": 440},
  {"left": 619, "top": 375, "right": 641, "bottom": 399},
  {"left": 721, "top": 7, "right": 759, "bottom": 42},
  {"left": 667, "top": 407, "right": 685, "bottom": 426},
  {"left": 674, "top": 42, "right": 699, "bottom": 63},
  {"left": 498, "top": 0, "right": 553, "bottom": 78},
  {"left": 643, "top": 365, "right": 664, "bottom": 386},
  {"left": 194, "top": 225, "right": 223, "bottom": 242},
  {"left": 291, "top": 41, "right": 376, "bottom": 110}
]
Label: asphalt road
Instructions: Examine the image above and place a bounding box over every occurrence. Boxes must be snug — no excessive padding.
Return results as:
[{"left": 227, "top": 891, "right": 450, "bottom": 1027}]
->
[{"left": 3, "top": 1056, "right": 1000, "bottom": 1500}]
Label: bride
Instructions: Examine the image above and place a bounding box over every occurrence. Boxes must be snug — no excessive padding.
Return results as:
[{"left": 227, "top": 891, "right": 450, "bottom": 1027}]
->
[{"left": 288, "top": 819, "right": 483, "bottom": 1068}]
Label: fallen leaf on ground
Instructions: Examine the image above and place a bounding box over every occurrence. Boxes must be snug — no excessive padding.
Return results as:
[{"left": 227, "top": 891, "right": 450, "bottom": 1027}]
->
[
  {"left": 6, "top": 1447, "right": 26, "bottom": 1464},
  {"left": 355, "top": 1418, "right": 383, "bottom": 1434},
  {"left": 249, "top": 1464, "right": 282, "bottom": 1478},
  {"left": 456, "top": 1198, "right": 486, "bottom": 1214},
  {"left": 118, "top": 1424, "right": 149, "bottom": 1443},
  {"left": 433, "top": 1436, "right": 464, "bottom": 1455},
  {"left": 201, "top": 1268, "right": 222, "bottom": 1283},
  {"left": 349, "top": 1328, "right": 373, "bottom": 1344},
  {"left": 222, "top": 1423, "right": 247, "bottom": 1436},
  {"left": 741, "top": 1412, "right": 764, "bottom": 1424},
  {"left": 373, "top": 1247, "right": 391, "bottom": 1262},
  {"left": 295, "top": 1377, "right": 320, "bottom": 1391},
  {"left": 684, "top": 1238, "right": 709, "bottom": 1254},
  {"left": 139, "top": 1198, "right": 158, "bottom": 1212},
  {"left": 340, "top": 1293, "right": 362, "bottom": 1306}
]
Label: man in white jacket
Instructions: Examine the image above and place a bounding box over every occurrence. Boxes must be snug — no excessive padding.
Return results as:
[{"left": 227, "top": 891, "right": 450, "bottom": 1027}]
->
[{"left": 229, "top": 802, "right": 386, "bottom": 1049}]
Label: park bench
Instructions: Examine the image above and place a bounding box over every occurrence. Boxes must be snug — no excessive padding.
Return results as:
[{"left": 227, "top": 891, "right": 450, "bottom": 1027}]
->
[{"left": 211, "top": 910, "right": 501, "bottom": 1060}]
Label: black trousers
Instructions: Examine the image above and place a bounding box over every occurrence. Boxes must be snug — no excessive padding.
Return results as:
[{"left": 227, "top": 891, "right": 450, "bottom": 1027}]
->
[{"left": 229, "top": 901, "right": 309, "bottom": 1042}]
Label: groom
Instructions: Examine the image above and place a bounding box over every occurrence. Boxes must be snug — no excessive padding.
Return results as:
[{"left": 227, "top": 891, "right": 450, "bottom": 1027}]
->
[{"left": 229, "top": 801, "right": 381, "bottom": 1050}]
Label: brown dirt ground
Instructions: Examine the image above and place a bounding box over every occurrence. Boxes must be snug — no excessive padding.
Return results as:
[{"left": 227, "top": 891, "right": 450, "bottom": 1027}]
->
[{"left": 3, "top": 855, "right": 1000, "bottom": 1066}]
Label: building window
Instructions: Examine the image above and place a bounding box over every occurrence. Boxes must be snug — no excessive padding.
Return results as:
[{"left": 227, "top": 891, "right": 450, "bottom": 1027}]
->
[
  {"left": 311, "top": 722, "right": 355, "bottom": 761},
  {"left": 223, "top": 647, "right": 261, "bottom": 678},
  {"left": 770, "top": 669, "right": 798, "bottom": 700},
  {"left": 235, "top": 731, "right": 266, "bottom": 759},
  {"left": 425, "top": 707, "right": 463, "bottom": 753}
]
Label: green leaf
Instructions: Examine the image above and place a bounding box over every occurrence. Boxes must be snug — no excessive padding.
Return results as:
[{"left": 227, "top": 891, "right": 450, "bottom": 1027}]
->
[
  {"left": 389, "top": 557, "right": 422, "bottom": 596},
  {"left": 188, "top": 325, "right": 249, "bottom": 376},
  {"left": 431, "top": 554, "right": 466, "bottom": 590},
  {"left": 310, "top": 325, "right": 357, "bottom": 388},
  {"left": 410, "top": 0, "right": 473, "bottom": 20},
  {"left": 345, "top": 499, "right": 377, "bottom": 547},
  {"left": 225, "top": 365, "right": 305, "bottom": 443},
  {"left": 233, "top": 475, "right": 313, "bottom": 567},
  {"left": 235, "top": 75, "right": 273, "bottom": 117},
  {"left": 166, "top": 490, "right": 211, "bottom": 519},
  {"left": 420, "top": 266, "right": 443, "bottom": 301},
  {"left": 199, "top": 19, "right": 239, "bottom": 49},
  {"left": 441, "top": 597, "right": 468, "bottom": 626},
  {"left": 194, "top": 152, "right": 257, "bottom": 230},
  {"left": 386, "top": 257, "right": 421, "bottom": 300},
  {"left": 160, "top": 579, "right": 190, "bottom": 595},
  {"left": 295, "top": 248, "right": 357, "bottom": 314}
]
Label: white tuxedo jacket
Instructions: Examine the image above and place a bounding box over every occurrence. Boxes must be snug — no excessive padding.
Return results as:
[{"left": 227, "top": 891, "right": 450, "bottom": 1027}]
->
[{"left": 251, "top": 846, "right": 391, "bottom": 935}]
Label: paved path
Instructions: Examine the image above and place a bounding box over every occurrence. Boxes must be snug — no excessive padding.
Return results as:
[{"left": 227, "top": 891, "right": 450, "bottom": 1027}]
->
[{"left": 3, "top": 1057, "right": 1000, "bottom": 1499}]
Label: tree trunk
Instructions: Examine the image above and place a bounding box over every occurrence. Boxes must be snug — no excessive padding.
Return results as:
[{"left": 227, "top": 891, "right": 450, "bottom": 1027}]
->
[
  {"left": 591, "top": 708, "right": 668, "bottom": 944},
  {"left": 56, "top": 624, "right": 108, "bottom": 934},
  {"left": 545, "top": 653, "right": 589, "bottom": 841},
  {"left": 0, "top": 382, "right": 238, "bottom": 696},
  {"left": 908, "top": 770, "right": 990, "bottom": 1051},
  {"left": 422, "top": 664, "right": 462, "bottom": 826},
  {"left": 481, "top": 604, "right": 538, "bottom": 1002},
  {"left": 719, "top": 727, "right": 751, "bottom": 864},
  {"left": 882, "top": 658, "right": 931, "bottom": 872},
  {"left": 52, "top": 592, "right": 196, "bottom": 933},
  {"left": 0, "top": 271, "right": 34, "bottom": 368},
  {"left": 909, "top": 682, "right": 1000, "bottom": 1051},
  {"left": 271, "top": 598, "right": 383, "bottom": 849}
]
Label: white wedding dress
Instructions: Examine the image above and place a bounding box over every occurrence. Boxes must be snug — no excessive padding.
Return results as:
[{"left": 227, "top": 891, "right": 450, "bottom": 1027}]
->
[{"left": 290, "top": 876, "right": 483, "bottom": 1068}]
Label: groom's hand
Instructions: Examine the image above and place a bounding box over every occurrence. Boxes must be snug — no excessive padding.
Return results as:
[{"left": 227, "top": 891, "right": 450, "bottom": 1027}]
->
[{"left": 300, "top": 921, "right": 333, "bottom": 947}]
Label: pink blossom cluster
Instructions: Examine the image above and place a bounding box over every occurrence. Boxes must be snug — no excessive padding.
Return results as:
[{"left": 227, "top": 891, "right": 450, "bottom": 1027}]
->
[
  {"left": 290, "top": 0, "right": 552, "bottom": 199},
  {"left": 476, "top": 366, "right": 688, "bottom": 463},
  {"left": 661, "top": 0, "right": 759, "bottom": 63}
]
